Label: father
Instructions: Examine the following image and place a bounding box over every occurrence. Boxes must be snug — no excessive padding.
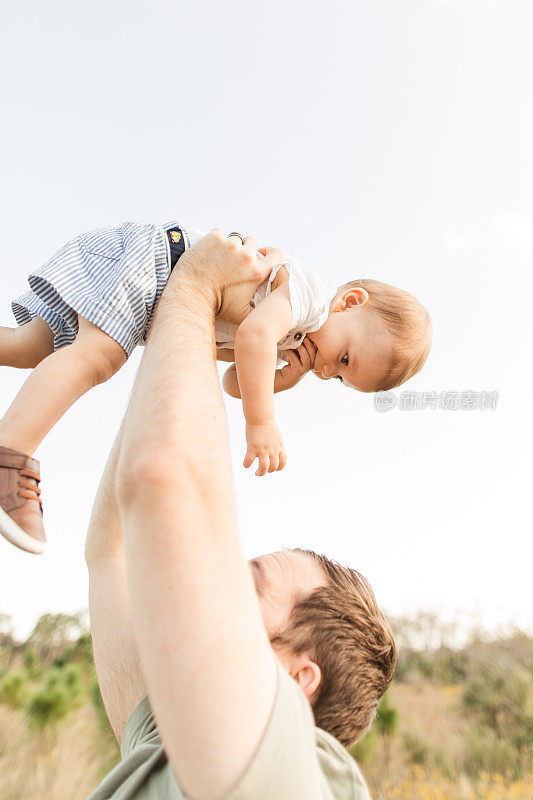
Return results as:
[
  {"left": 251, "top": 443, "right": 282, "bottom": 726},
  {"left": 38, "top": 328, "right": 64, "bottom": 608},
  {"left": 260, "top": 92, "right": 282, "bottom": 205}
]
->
[{"left": 85, "top": 231, "right": 397, "bottom": 800}]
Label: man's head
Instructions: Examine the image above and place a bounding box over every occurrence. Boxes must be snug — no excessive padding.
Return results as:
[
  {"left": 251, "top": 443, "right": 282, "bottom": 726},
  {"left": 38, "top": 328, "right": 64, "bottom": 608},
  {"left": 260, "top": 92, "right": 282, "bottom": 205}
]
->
[
  {"left": 308, "top": 278, "right": 432, "bottom": 391},
  {"left": 249, "top": 549, "right": 397, "bottom": 748}
]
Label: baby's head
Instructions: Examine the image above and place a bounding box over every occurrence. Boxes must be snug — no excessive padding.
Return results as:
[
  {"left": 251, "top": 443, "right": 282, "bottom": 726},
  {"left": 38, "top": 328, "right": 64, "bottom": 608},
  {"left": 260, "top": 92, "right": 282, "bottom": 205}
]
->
[{"left": 308, "top": 279, "right": 432, "bottom": 392}]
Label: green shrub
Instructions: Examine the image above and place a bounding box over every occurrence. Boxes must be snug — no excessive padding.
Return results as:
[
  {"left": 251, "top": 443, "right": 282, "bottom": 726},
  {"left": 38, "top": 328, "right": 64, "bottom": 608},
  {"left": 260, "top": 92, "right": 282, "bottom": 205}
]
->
[
  {"left": 350, "top": 725, "right": 378, "bottom": 764},
  {"left": 462, "top": 662, "right": 533, "bottom": 757},
  {"left": 23, "top": 647, "right": 43, "bottom": 680},
  {"left": 52, "top": 650, "right": 73, "bottom": 669},
  {"left": 59, "top": 663, "right": 82, "bottom": 704},
  {"left": 25, "top": 684, "right": 70, "bottom": 730},
  {"left": 350, "top": 693, "right": 399, "bottom": 765},
  {"left": 463, "top": 729, "right": 519, "bottom": 778},
  {"left": 24, "top": 662, "right": 84, "bottom": 730},
  {"left": 90, "top": 679, "right": 110, "bottom": 731},
  {"left": 73, "top": 633, "right": 94, "bottom": 666},
  {"left": 432, "top": 648, "right": 469, "bottom": 684},
  {"left": 375, "top": 695, "right": 399, "bottom": 738},
  {"left": 0, "top": 671, "right": 29, "bottom": 709}
]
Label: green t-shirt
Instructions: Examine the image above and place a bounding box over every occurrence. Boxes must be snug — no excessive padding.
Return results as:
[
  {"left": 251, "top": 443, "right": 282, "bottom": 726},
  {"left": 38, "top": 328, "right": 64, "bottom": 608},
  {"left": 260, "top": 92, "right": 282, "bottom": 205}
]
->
[{"left": 87, "top": 659, "right": 372, "bottom": 800}]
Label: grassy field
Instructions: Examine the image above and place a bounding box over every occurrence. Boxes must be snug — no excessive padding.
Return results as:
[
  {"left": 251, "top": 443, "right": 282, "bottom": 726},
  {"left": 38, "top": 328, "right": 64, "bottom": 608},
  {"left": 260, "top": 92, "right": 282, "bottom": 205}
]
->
[
  {"left": 0, "top": 701, "right": 115, "bottom": 800},
  {"left": 0, "top": 682, "right": 531, "bottom": 800},
  {"left": 361, "top": 683, "right": 533, "bottom": 800},
  {"left": 1, "top": 613, "right": 531, "bottom": 799}
]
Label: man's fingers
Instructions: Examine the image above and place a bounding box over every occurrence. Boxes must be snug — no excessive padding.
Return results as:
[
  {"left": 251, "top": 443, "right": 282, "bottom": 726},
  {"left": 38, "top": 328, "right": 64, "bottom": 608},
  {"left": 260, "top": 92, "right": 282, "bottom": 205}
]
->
[
  {"left": 258, "top": 246, "right": 284, "bottom": 261},
  {"left": 243, "top": 235, "right": 260, "bottom": 253},
  {"left": 257, "top": 247, "right": 286, "bottom": 279}
]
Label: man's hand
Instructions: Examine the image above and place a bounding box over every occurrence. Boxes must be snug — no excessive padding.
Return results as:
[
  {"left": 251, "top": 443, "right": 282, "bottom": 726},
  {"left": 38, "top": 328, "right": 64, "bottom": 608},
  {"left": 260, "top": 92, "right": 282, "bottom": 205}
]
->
[
  {"left": 170, "top": 229, "right": 285, "bottom": 325},
  {"left": 244, "top": 420, "right": 287, "bottom": 476},
  {"left": 276, "top": 337, "right": 317, "bottom": 392}
]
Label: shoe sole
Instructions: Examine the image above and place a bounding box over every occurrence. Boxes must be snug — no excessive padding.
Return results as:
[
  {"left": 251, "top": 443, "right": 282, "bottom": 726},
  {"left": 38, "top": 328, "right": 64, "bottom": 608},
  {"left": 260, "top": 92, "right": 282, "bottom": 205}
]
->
[{"left": 0, "top": 506, "right": 46, "bottom": 555}]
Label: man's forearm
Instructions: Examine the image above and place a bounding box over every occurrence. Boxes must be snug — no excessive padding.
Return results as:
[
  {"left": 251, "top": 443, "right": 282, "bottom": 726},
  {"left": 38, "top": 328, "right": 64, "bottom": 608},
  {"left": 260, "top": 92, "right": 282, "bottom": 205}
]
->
[
  {"left": 85, "top": 419, "right": 147, "bottom": 743},
  {"left": 115, "top": 256, "right": 276, "bottom": 799},
  {"left": 118, "top": 284, "right": 230, "bottom": 485},
  {"left": 85, "top": 421, "right": 124, "bottom": 564}
]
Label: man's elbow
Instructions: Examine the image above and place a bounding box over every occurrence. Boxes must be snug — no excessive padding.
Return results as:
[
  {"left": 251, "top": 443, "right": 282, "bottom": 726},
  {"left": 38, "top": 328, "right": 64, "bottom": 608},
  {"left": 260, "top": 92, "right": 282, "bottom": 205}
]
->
[{"left": 116, "top": 450, "right": 172, "bottom": 510}]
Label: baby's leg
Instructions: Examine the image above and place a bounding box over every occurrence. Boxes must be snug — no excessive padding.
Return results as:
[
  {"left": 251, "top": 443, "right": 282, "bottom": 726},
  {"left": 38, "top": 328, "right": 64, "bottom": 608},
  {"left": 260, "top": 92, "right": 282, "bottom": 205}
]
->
[
  {"left": 0, "top": 317, "right": 127, "bottom": 457},
  {"left": 0, "top": 318, "right": 55, "bottom": 369}
]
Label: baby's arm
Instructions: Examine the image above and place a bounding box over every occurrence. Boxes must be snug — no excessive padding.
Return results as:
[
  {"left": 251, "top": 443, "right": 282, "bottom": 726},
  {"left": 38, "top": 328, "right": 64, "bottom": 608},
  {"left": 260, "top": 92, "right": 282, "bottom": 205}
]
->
[
  {"left": 233, "top": 274, "right": 292, "bottom": 476},
  {"left": 223, "top": 338, "right": 317, "bottom": 398}
]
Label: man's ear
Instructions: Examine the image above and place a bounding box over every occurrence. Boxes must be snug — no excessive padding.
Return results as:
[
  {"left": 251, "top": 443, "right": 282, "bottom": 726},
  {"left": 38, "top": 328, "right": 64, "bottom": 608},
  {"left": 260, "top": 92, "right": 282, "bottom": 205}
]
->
[
  {"left": 294, "top": 658, "right": 322, "bottom": 701},
  {"left": 333, "top": 287, "right": 369, "bottom": 312}
]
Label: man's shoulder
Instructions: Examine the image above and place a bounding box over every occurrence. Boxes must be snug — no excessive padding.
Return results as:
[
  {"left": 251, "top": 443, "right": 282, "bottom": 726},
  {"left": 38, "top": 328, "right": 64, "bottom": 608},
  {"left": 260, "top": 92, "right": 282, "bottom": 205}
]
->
[
  {"left": 315, "top": 727, "right": 372, "bottom": 800},
  {"left": 89, "top": 665, "right": 372, "bottom": 800}
]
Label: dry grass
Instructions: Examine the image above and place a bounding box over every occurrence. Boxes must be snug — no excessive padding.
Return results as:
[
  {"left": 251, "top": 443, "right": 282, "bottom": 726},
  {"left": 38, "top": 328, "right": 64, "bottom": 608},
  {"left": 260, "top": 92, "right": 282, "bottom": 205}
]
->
[
  {"left": 0, "top": 684, "right": 531, "bottom": 800},
  {"left": 0, "top": 702, "right": 113, "bottom": 800},
  {"left": 370, "top": 767, "right": 533, "bottom": 800},
  {"left": 354, "top": 684, "right": 533, "bottom": 800}
]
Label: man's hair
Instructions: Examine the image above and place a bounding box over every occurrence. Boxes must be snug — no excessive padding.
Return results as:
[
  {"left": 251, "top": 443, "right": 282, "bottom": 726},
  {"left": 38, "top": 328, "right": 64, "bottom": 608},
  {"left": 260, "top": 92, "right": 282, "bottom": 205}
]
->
[
  {"left": 270, "top": 549, "right": 397, "bottom": 748},
  {"left": 340, "top": 278, "right": 432, "bottom": 390}
]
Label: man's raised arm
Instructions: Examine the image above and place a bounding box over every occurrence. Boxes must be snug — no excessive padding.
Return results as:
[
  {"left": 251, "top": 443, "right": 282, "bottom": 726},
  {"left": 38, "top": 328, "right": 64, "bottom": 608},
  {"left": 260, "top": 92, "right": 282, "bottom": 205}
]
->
[
  {"left": 85, "top": 422, "right": 147, "bottom": 742},
  {"left": 115, "top": 232, "right": 282, "bottom": 800}
]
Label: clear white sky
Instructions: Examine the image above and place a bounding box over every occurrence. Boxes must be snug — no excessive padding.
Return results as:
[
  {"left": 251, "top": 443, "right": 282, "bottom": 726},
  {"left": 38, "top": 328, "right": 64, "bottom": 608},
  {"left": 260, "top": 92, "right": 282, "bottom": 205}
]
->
[{"left": 1, "top": 0, "right": 532, "bottom": 638}]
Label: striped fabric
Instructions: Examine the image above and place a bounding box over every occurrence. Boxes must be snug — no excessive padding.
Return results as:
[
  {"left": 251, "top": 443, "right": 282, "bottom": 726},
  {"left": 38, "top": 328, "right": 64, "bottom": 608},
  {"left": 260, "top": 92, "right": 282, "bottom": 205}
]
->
[{"left": 12, "top": 221, "right": 190, "bottom": 357}]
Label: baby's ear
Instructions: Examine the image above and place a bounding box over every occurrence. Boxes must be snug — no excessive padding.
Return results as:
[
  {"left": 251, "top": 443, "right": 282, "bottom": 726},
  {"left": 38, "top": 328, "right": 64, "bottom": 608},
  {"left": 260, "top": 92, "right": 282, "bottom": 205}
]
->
[{"left": 343, "top": 287, "right": 369, "bottom": 309}]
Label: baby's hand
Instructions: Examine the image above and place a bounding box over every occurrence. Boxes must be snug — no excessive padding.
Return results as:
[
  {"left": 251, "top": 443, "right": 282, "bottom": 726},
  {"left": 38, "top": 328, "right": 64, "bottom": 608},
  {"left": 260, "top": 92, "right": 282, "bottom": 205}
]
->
[
  {"left": 244, "top": 421, "right": 287, "bottom": 476},
  {"left": 278, "top": 337, "right": 317, "bottom": 390}
]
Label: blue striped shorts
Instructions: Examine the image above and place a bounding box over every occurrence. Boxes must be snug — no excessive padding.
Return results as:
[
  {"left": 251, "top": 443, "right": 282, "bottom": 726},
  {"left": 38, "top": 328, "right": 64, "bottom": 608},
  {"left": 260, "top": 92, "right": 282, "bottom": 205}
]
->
[{"left": 12, "top": 221, "right": 191, "bottom": 357}]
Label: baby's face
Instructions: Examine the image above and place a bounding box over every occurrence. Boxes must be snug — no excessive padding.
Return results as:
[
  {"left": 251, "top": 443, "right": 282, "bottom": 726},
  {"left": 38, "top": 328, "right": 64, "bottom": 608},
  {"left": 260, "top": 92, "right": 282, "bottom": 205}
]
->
[{"left": 307, "top": 290, "right": 393, "bottom": 392}]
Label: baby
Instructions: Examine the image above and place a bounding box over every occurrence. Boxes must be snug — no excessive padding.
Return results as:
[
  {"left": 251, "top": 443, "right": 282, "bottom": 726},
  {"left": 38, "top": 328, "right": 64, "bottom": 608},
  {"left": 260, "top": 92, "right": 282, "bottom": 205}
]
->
[{"left": 0, "top": 221, "right": 432, "bottom": 555}]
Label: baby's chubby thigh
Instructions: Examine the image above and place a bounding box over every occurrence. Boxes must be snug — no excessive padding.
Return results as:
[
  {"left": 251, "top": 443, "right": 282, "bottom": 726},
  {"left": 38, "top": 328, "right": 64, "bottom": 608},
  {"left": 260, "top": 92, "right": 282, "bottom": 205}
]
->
[{"left": 72, "top": 317, "right": 128, "bottom": 388}]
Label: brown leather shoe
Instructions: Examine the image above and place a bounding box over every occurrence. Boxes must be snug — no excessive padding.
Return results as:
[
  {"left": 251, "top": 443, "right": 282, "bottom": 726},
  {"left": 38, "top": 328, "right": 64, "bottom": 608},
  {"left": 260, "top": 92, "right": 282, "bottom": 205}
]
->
[{"left": 0, "top": 446, "right": 46, "bottom": 554}]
